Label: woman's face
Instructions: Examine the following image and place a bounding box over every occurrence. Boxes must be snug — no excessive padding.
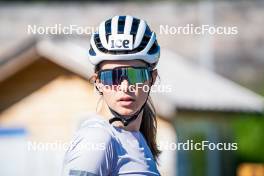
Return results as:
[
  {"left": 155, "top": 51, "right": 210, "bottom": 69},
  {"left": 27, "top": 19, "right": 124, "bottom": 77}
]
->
[{"left": 95, "top": 60, "right": 157, "bottom": 116}]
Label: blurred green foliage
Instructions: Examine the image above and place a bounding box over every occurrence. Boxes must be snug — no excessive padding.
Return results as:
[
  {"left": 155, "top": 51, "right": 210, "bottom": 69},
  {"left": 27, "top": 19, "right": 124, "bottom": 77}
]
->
[
  {"left": 231, "top": 74, "right": 264, "bottom": 163},
  {"left": 232, "top": 114, "right": 264, "bottom": 163},
  {"left": 190, "top": 134, "right": 207, "bottom": 176}
]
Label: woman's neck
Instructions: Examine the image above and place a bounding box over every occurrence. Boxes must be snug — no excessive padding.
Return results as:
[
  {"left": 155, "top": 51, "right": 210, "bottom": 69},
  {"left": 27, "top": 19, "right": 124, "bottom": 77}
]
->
[{"left": 98, "top": 100, "right": 143, "bottom": 131}]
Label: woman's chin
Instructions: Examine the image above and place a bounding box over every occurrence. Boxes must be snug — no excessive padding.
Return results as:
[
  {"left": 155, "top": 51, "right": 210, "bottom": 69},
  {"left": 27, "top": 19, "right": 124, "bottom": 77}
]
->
[{"left": 117, "top": 107, "right": 136, "bottom": 116}]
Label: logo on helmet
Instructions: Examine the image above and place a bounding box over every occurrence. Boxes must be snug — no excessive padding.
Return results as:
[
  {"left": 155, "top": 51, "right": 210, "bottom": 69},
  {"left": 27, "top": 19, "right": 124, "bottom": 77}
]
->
[{"left": 108, "top": 34, "right": 133, "bottom": 50}]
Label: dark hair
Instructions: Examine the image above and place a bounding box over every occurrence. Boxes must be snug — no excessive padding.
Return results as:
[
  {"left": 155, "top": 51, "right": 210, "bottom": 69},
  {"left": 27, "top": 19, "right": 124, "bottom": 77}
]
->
[
  {"left": 92, "top": 64, "right": 161, "bottom": 161},
  {"left": 140, "top": 97, "right": 161, "bottom": 161}
]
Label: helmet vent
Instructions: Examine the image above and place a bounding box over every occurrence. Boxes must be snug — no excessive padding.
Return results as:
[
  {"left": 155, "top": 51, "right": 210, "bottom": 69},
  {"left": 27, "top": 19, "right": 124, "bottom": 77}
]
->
[
  {"left": 105, "top": 19, "right": 112, "bottom": 42},
  {"left": 147, "top": 41, "right": 159, "bottom": 55},
  {"left": 130, "top": 18, "right": 140, "bottom": 43},
  {"left": 118, "top": 16, "right": 126, "bottom": 34}
]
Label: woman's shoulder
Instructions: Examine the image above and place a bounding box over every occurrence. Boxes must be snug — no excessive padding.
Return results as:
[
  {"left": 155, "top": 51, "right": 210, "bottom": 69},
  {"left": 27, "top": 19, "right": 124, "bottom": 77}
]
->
[
  {"left": 63, "top": 113, "right": 117, "bottom": 175},
  {"left": 76, "top": 112, "right": 115, "bottom": 139},
  {"left": 80, "top": 113, "right": 109, "bottom": 127},
  {"left": 66, "top": 113, "right": 115, "bottom": 156}
]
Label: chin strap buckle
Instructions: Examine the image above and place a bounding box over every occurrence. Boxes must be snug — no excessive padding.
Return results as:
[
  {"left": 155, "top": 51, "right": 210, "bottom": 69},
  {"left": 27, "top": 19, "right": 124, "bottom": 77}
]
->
[
  {"left": 122, "top": 119, "right": 129, "bottom": 126},
  {"left": 108, "top": 115, "right": 136, "bottom": 126}
]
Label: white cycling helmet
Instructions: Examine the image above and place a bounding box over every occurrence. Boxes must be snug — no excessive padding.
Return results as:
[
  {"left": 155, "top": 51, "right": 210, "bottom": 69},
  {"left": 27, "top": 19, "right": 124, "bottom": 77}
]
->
[{"left": 88, "top": 15, "right": 160, "bottom": 68}]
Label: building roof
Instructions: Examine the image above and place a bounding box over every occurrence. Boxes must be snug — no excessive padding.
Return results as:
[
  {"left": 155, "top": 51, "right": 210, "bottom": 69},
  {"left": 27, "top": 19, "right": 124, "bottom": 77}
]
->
[
  {"left": 151, "top": 50, "right": 264, "bottom": 116},
  {"left": 0, "top": 38, "right": 263, "bottom": 117}
]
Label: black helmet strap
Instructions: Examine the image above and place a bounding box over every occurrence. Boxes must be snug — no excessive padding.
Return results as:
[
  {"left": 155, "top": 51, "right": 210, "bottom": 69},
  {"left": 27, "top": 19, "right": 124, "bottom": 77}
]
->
[{"left": 108, "top": 101, "right": 146, "bottom": 126}]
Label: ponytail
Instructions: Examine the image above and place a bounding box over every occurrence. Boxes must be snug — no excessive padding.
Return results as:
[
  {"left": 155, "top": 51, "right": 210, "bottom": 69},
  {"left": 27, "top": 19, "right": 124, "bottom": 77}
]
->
[{"left": 140, "top": 97, "right": 161, "bottom": 161}]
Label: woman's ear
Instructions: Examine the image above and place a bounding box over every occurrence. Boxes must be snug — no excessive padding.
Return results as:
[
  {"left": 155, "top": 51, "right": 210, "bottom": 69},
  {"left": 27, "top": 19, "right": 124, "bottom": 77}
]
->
[{"left": 151, "top": 69, "right": 158, "bottom": 85}]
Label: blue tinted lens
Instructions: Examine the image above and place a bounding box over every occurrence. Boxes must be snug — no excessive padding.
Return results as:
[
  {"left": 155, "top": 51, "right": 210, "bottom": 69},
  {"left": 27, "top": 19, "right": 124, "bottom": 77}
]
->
[
  {"left": 99, "top": 67, "right": 151, "bottom": 86},
  {"left": 99, "top": 70, "right": 113, "bottom": 85}
]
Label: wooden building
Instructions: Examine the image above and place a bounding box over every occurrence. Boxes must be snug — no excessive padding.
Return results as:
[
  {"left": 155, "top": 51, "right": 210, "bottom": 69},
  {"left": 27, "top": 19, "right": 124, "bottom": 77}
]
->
[{"left": 0, "top": 38, "right": 263, "bottom": 176}]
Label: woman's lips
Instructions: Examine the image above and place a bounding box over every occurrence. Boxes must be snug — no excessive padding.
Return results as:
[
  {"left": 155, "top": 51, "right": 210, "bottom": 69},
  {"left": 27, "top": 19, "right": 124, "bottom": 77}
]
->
[{"left": 118, "top": 97, "right": 135, "bottom": 106}]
